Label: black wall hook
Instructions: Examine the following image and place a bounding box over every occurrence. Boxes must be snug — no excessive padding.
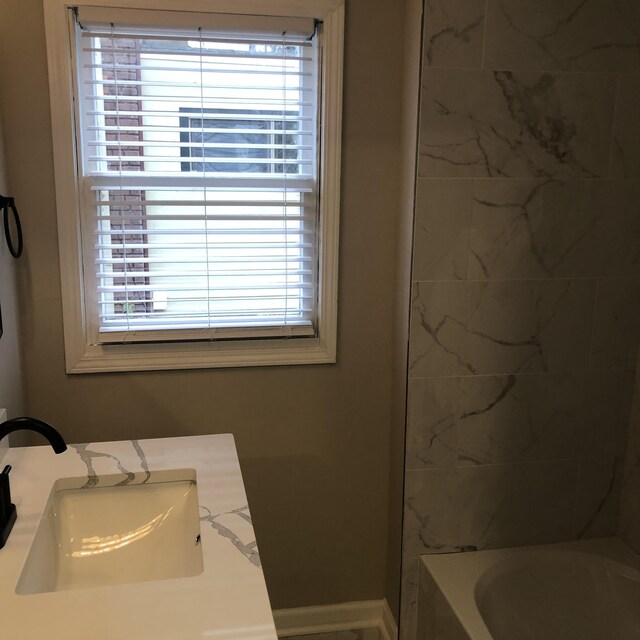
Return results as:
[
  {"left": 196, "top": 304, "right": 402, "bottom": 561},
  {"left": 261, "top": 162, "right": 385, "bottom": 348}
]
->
[{"left": 0, "top": 195, "right": 23, "bottom": 259}]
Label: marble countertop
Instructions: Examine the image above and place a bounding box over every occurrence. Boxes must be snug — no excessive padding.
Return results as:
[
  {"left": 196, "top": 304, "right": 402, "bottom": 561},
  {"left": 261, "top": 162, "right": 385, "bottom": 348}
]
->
[{"left": 0, "top": 434, "right": 278, "bottom": 639}]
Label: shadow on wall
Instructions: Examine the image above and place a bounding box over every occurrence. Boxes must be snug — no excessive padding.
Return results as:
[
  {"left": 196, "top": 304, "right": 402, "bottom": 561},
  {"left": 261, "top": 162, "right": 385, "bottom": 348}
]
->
[{"left": 240, "top": 453, "right": 353, "bottom": 609}]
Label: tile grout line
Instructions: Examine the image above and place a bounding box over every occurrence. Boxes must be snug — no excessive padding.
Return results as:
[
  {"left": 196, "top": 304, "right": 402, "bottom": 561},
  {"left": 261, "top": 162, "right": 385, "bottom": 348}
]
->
[{"left": 480, "top": 0, "right": 489, "bottom": 71}]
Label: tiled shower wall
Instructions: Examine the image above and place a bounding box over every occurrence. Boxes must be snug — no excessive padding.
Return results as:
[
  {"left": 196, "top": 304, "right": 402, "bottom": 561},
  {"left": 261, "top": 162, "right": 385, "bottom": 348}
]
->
[
  {"left": 401, "top": 0, "right": 640, "bottom": 637},
  {"left": 620, "top": 355, "right": 640, "bottom": 553}
]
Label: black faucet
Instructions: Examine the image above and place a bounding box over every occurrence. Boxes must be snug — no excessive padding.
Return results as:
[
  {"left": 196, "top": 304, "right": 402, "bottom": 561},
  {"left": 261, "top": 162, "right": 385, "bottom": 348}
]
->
[{"left": 0, "top": 417, "right": 67, "bottom": 549}]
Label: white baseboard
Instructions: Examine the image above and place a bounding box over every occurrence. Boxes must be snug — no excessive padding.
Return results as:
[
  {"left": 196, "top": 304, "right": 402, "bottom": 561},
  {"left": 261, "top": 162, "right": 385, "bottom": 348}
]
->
[
  {"left": 273, "top": 599, "right": 397, "bottom": 640},
  {"left": 380, "top": 600, "right": 398, "bottom": 640}
]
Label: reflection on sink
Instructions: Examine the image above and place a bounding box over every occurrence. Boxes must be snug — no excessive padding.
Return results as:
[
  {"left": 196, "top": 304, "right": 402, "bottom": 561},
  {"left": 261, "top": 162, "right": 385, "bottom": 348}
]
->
[{"left": 16, "top": 469, "right": 204, "bottom": 595}]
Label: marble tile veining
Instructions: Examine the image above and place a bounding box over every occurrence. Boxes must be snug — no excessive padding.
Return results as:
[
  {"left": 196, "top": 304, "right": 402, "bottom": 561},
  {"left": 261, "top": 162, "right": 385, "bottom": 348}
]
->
[
  {"left": 407, "top": 372, "right": 633, "bottom": 470},
  {"left": 413, "top": 179, "right": 472, "bottom": 281},
  {"left": 464, "top": 279, "right": 595, "bottom": 374},
  {"left": 404, "top": 460, "right": 578, "bottom": 555},
  {"left": 410, "top": 279, "right": 595, "bottom": 377},
  {"left": 469, "top": 180, "right": 640, "bottom": 280},
  {"left": 419, "top": 69, "right": 616, "bottom": 179},
  {"left": 423, "top": 0, "right": 485, "bottom": 68},
  {"left": 590, "top": 278, "right": 640, "bottom": 371},
  {"left": 572, "top": 456, "right": 623, "bottom": 539},
  {"left": 409, "top": 281, "right": 470, "bottom": 378},
  {"left": 403, "top": 0, "right": 640, "bottom": 636},
  {"left": 611, "top": 75, "right": 640, "bottom": 179},
  {"left": 484, "top": 0, "right": 640, "bottom": 73},
  {"left": 457, "top": 371, "right": 632, "bottom": 465},
  {"left": 406, "top": 377, "right": 459, "bottom": 470}
]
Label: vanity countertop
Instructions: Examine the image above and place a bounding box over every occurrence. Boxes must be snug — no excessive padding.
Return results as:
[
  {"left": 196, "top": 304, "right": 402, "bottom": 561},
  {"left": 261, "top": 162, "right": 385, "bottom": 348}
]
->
[{"left": 0, "top": 434, "right": 278, "bottom": 639}]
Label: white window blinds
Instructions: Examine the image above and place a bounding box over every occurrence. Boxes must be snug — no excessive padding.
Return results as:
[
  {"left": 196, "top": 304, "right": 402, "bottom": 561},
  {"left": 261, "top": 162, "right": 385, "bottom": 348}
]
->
[{"left": 73, "top": 7, "right": 320, "bottom": 344}]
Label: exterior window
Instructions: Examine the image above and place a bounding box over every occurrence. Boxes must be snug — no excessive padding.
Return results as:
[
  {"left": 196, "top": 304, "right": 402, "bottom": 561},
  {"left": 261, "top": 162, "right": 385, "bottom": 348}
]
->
[
  {"left": 179, "top": 108, "right": 300, "bottom": 174},
  {"left": 43, "top": 1, "right": 344, "bottom": 372}
]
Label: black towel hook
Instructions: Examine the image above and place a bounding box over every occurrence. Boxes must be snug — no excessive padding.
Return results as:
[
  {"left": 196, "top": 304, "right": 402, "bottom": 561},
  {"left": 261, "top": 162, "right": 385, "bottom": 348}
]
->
[{"left": 0, "top": 195, "right": 23, "bottom": 259}]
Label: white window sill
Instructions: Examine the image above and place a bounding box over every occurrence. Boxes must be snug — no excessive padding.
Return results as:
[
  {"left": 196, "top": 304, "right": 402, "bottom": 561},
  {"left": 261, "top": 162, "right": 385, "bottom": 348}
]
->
[{"left": 66, "top": 336, "right": 336, "bottom": 373}]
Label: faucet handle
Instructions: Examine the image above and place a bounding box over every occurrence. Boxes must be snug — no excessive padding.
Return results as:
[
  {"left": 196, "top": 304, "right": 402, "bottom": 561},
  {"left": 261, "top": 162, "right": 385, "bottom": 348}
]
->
[
  {"left": 1, "top": 466, "right": 12, "bottom": 511},
  {"left": 0, "top": 465, "right": 16, "bottom": 550}
]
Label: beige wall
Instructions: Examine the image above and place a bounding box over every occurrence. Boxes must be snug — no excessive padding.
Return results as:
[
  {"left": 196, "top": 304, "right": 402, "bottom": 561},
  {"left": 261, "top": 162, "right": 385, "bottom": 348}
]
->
[
  {"left": 0, "top": 0, "right": 408, "bottom": 609},
  {"left": 0, "top": 98, "right": 26, "bottom": 423}
]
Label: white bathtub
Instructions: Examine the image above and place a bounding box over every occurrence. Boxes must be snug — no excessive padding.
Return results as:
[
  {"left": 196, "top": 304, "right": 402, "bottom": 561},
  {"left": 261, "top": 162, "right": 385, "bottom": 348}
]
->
[{"left": 418, "top": 538, "right": 640, "bottom": 640}]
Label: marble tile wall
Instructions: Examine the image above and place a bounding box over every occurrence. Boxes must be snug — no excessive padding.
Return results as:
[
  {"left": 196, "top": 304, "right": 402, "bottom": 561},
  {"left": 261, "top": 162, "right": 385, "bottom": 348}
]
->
[
  {"left": 620, "top": 355, "right": 640, "bottom": 554},
  {"left": 401, "top": 0, "right": 640, "bottom": 637},
  {"left": 279, "top": 630, "right": 380, "bottom": 640}
]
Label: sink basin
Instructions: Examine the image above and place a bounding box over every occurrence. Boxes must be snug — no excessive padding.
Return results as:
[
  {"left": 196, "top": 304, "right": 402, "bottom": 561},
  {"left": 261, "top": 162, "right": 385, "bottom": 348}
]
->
[{"left": 16, "top": 468, "right": 203, "bottom": 595}]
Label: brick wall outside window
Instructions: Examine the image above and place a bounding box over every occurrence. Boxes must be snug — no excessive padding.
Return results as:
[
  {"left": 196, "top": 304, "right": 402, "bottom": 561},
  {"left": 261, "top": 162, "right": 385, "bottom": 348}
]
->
[{"left": 100, "top": 38, "right": 151, "bottom": 315}]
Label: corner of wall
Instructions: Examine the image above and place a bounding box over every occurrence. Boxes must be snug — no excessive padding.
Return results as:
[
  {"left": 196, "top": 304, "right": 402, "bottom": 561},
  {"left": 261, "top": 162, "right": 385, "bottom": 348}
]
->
[{"left": 385, "top": 0, "right": 424, "bottom": 622}]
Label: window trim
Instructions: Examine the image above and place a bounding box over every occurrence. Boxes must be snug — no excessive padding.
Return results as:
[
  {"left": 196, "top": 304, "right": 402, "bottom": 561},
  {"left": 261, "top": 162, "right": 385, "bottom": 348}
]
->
[{"left": 43, "top": 0, "right": 344, "bottom": 373}]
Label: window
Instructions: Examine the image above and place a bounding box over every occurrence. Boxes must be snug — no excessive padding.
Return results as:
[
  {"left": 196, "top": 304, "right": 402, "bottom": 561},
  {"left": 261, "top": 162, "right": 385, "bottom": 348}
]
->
[
  {"left": 43, "top": 0, "right": 344, "bottom": 372},
  {"left": 179, "top": 108, "right": 301, "bottom": 174}
]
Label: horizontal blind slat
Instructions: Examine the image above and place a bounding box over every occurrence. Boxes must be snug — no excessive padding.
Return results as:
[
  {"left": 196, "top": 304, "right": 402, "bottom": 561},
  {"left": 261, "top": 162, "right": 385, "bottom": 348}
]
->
[
  {"left": 82, "top": 32, "right": 314, "bottom": 47},
  {"left": 88, "top": 125, "right": 313, "bottom": 136},
  {"left": 95, "top": 206, "right": 312, "bottom": 213},
  {"left": 94, "top": 228, "right": 313, "bottom": 236},
  {"left": 98, "top": 284, "right": 314, "bottom": 293},
  {"left": 86, "top": 110, "right": 310, "bottom": 121},
  {"left": 96, "top": 256, "right": 315, "bottom": 265},
  {"left": 83, "top": 49, "right": 311, "bottom": 66},
  {"left": 84, "top": 48, "right": 312, "bottom": 63},
  {"left": 99, "top": 269, "right": 312, "bottom": 278},
  {"left": 86, "top": 175, "right": 315, "bottom": 189},
  {"left": 89, "top": 156, "right": 311, "bottom": 166},
  {"left": 97, "top": 242, "right": 313, "bottom": 250},
  {"left": 99, "top": 302, "right": 313, "bottom": 312},
  {"left": 99, "top": 309, "right": 314, "bottom": 319},
  {"left": 89, "top": 141, "right": 314, "bottom": 151},
  {"left": 85, "top": 81, "right": 314, "bottom": 93}
]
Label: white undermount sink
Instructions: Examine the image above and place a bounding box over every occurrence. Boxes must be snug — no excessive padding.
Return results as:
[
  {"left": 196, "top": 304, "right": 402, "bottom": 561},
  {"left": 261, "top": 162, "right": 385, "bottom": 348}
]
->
[{"left": 16, "top": 468, "right": 204, "bottom": 595}]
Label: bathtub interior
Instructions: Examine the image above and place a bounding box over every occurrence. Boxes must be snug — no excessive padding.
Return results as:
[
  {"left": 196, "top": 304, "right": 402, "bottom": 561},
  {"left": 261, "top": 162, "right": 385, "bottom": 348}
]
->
[
  {"left": 475, "top": 551, "right": 640, "bottom": 640},
  {"left": 418, "top": 537, "right": 640, "bottom": 640}
]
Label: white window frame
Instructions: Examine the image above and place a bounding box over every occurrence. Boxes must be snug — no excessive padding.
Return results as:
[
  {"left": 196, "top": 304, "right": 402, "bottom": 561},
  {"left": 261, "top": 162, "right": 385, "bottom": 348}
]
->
[{"left": 43, "top": 0, "right": 344, "bottom": 373}]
